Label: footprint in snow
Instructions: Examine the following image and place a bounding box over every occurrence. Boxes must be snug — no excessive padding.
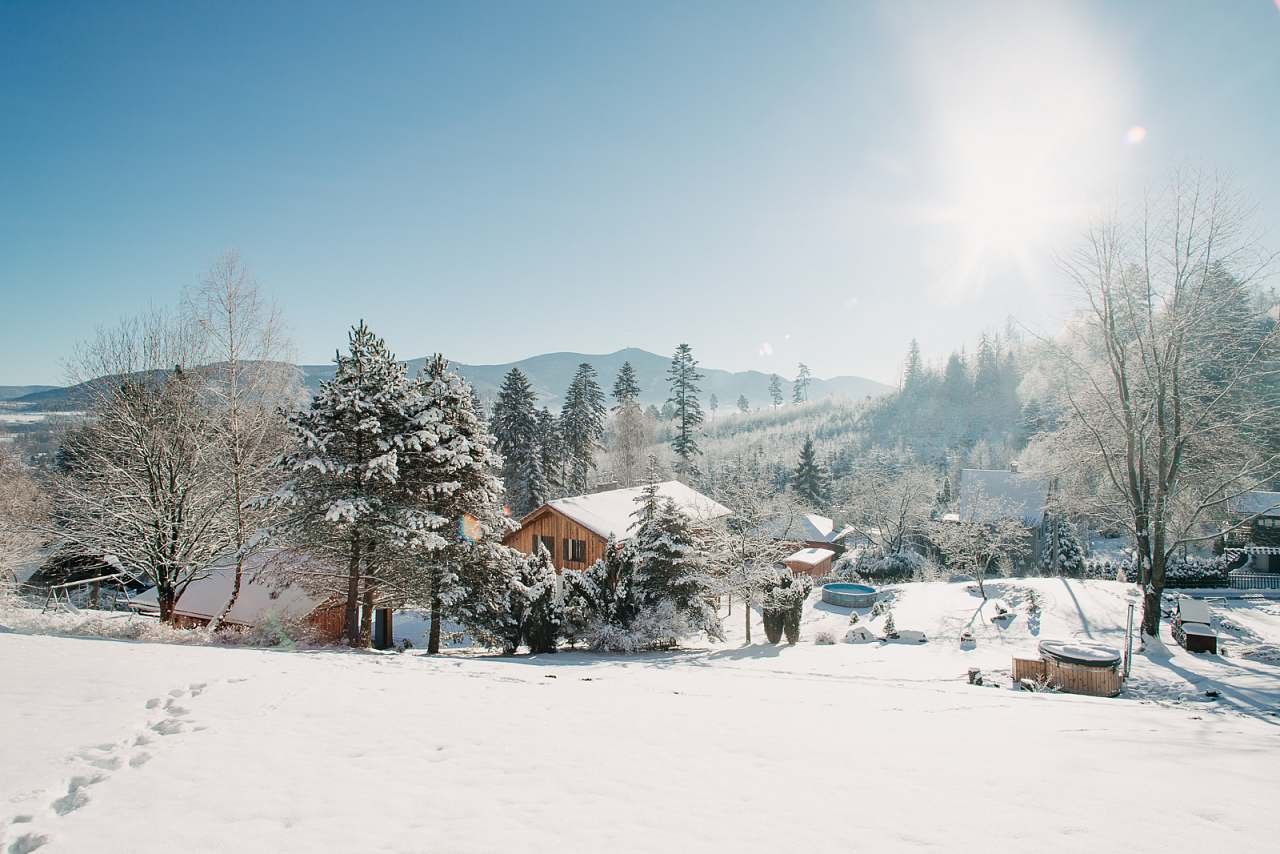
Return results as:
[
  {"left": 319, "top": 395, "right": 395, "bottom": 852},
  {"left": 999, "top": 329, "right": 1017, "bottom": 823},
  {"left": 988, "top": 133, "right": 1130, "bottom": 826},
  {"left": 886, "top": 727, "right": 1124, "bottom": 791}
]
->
[
  {"left": 188, "top": 682, "right": 206, "bottom": 696},
  {"left": 128, "top": 752, "right": 151, "bottom": 768},
  {"left": 134, "top": 733, "right": 153, "bottom": 747},
  {"left": 7, "top": 832, "right": 50, "bottom": 853},
  {"left": 50, "top": 774, "right": 103, "bottom": 816},
  {"left": 144, "top": 698, "right": 161, "bottom": 710},
  {"left": 150, "top": 719, "right": 184, "bottom": 737},
  {"left": 163, "top": 700, "right": 189, "bottom": 717},
  {"left": 167, "top": 688, "right": 185, "bottom": 699}
]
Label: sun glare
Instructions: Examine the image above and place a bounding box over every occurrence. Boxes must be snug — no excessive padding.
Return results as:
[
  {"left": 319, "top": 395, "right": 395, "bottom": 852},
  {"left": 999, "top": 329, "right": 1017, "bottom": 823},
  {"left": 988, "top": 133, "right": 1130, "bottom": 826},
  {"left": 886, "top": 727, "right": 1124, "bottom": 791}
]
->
[{"left": 890, "top": 3, "right": 1134, "bottom": 299}]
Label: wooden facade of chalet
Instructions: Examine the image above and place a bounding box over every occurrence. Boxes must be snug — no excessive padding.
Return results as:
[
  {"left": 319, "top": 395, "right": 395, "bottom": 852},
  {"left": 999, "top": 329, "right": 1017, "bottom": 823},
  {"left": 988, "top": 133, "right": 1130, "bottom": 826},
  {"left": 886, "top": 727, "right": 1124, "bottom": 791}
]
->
[{"left": 503, "top": 505, "right": 611, "bottom": 572}]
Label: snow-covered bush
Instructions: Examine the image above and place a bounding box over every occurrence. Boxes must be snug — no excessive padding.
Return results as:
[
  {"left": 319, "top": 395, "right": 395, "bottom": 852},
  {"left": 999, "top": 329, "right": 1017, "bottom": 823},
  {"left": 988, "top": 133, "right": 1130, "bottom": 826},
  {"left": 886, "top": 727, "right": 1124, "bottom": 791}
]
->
[
  {"left": 857, "top": 550, "right": 923, "bottom": 583},
  {"left": 1040, "top": 515, "right": 1085, "bottom": 575},
  {"left": 455, "top": 545, "right": 564, "bottom": 654},
  {"left": 1081, "top": 555, "right": 1231, "bottom": 588},
  {"left": 759, "top": 569, "right": 812, "bottom": 645},
  {"left": 882, "top": 611, "right": 897, "bottom": 638},
  {"left": 814, "top": 629, "right": 836, "bottom": 645}
]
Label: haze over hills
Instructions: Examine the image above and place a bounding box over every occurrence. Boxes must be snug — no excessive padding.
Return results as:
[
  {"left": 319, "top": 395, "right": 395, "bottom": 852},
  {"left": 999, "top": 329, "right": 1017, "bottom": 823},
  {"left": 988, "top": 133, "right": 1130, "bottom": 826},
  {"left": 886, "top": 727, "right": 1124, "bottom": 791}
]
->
[
  {"left": 0, "top": 385, "right": 58, "bottom": 402},
  {"left": 13, "top": 348, "right": 892, "bottom": 412}
]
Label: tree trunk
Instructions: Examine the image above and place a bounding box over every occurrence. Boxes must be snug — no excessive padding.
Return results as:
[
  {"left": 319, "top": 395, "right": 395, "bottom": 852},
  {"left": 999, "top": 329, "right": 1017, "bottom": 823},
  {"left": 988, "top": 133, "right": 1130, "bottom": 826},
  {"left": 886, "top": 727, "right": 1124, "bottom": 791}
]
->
[
  {"left": 359, "top": 580, "right": 374, "bottom": 648},
  {"left": 1142, "top": 551, "right": 1166, "bottom": 637},
  {"left": 344, "top": 533, "right": 362, "bottom": 647},
  {"left": 209, "top": 555, "right": 245, "bottom": 633},
  {"left": 428, "top": 594, "right": 442, "bottom": 654},
  {"left": 744, "top": 594, "right": 752, "bottom": 644},
  {"left": 158, "top": 583, "right": 176, "bottom": 624}
]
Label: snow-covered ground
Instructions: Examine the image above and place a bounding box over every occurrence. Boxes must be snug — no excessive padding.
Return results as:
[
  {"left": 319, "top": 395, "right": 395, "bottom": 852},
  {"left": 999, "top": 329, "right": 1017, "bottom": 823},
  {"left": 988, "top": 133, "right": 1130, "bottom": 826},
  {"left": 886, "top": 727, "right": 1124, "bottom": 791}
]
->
[{"left": 3, "top": 579, "right": 1279, "bottom": 853}]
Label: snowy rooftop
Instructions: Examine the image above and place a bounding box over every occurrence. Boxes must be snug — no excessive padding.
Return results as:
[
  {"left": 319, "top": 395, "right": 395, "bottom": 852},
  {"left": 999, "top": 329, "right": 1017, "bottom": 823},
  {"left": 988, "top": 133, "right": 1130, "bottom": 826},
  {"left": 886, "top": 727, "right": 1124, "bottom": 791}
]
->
[
  {"left": 541, "top": 481, "right": 731, "bottom": 541},
  {"left": 1227, "top": 491, "right": 1280, "bottom": 517},
  {"left": 135, "top": 550, "right": 334, "bottom": 625},
  {"left": 957, "top": 469, "right": 1049, "bottom": 525},
  {"left": 1177, "top": 598, "right": 1212, "bottom": 626},
  {"left": 753, "top": 512, "right": 836, "bottom": 543},
  {"left": 784, "top": 547, "right": 836, "bottom": 567}
]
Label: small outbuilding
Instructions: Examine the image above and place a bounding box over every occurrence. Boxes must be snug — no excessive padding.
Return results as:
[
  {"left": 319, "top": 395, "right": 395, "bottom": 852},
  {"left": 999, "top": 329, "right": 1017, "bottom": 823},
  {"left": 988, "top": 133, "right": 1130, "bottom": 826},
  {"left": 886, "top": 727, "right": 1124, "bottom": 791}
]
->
[
  {"left": 136, "top": 550, "right": 346, "bottom": 641},
  {"left": 1173, "top": 598, "right": 1217, "bottom": 654},
  {"left": 783, "top": 547, "right": 836, "bottom": 578}
]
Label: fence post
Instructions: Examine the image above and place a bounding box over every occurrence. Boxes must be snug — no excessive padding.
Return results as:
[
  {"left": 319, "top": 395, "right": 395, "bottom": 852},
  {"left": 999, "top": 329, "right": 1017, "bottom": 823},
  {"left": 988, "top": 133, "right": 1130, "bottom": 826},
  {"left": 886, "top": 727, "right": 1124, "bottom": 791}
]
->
[{"left": 1124, "top": 602, "right": 1134, "bottom": 679}]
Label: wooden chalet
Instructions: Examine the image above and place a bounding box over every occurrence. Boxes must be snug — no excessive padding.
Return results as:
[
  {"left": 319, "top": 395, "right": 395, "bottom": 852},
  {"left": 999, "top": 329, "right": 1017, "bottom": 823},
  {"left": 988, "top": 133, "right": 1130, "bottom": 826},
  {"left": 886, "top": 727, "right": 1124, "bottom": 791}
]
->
[
  {"left": 1224, "top": 491, "right": 1280, "bottom": 572},
  {"left": 503, "top": 481, "right": 732, "bottom": 571}
]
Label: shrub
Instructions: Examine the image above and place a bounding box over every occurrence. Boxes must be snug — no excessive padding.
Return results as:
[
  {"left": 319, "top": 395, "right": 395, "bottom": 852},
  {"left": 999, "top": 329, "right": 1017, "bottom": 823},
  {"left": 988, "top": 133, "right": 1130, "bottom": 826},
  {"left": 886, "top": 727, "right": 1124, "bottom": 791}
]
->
[
  {"left": 814, "top": 629, "right": 837, "bottom": 645},
  {"left": 760, "top": 569, "right": 812, "bottom": 645},
  {"left": 882, "top": 611, "right": 897, "bottom": 638},
  {"left": 1081, "top": 555, "right": 1231, "bottom": 588}
]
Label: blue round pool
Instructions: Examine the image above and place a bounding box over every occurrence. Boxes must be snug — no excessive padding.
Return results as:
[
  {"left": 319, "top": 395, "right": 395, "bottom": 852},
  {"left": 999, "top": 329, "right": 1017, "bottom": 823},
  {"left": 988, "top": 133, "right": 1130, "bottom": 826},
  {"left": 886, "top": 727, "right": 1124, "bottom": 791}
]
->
[{"left": 822, "top": 582, "right": 879, "bottom": 608}]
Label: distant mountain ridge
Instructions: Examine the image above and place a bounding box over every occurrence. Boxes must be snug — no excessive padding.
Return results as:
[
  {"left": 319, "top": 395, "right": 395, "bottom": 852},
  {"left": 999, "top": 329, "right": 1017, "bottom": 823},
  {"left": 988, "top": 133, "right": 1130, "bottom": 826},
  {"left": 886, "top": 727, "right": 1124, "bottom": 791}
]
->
[
  {"left": 299, "top": 347, "right": 892, "bottom": 410},
  {"left": 14, "top": 348, "right": 892, "bottom": 411},
  {"left": 0, "top": 385, "right": 58, "bottom": 402}
]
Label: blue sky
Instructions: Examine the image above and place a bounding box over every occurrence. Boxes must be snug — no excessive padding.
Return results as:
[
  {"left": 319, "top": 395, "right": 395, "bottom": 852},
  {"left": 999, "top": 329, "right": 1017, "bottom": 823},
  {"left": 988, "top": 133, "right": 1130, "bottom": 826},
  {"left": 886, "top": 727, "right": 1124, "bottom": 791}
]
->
[{"left": 2, "top": 0, "right": 1278, "bottom": 386}]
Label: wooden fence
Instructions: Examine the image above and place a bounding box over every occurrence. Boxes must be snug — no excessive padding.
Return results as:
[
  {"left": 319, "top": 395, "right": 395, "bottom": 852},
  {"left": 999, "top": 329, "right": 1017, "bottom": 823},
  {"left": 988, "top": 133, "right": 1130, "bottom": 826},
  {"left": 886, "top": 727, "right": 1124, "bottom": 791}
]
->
[{"left": 1228, "top": 572, "right": 1280, "bottom": 591}]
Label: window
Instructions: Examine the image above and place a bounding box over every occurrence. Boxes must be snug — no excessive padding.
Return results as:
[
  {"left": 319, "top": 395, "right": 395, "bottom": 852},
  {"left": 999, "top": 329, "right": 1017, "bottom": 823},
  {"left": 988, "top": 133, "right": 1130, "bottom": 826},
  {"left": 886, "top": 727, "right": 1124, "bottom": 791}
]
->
[
  {"left": 534, "top": 535, "right": 555, "bottom": 559},
  {"left": 563, "top": 538, "right": 587, "bottom": 563}
]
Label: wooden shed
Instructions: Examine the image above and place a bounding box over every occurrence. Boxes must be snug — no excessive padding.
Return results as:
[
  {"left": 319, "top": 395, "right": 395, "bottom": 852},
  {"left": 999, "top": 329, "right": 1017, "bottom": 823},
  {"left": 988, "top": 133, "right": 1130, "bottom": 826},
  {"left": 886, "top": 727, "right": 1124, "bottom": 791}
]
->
[
  {"left": 783, "top": 547, "right": 836, "bottom": 578},
  {"left": 503, "top": 481, "right": 731, "bottom": 571},
  {"left": 151, "top": 550, "right": 346, "bottom": 642}
]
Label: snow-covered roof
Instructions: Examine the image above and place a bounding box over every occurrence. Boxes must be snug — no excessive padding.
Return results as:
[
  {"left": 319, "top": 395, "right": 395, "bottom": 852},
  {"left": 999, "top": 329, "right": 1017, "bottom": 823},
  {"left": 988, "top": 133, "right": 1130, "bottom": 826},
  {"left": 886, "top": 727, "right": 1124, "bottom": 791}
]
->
[
  {"left": 538, "top": 481, "right": 731, "bottom": 541},
  {"left": 164, "top": 550, "right": 334, "bottom": 625},
  {"left": 784, "top": 547, "right": 836, "bottom": 567},
  {"left": 1177, "top": 598, "right": 1212, "bottom": 626},
  {"left": 754, "top": 513, "right": 836, "bottom": 543},
  {"left": 957, "top": 469, "right": 1049, "bottom": 525},
  {"left": 1227, "top": 491, "right": 1280, "bottom": 517}
]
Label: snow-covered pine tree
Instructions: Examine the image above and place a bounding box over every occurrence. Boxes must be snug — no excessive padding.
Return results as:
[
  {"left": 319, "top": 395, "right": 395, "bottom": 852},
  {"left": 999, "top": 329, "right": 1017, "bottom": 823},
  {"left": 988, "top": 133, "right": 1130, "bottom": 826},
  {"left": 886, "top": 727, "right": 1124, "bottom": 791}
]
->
[
  {"left": 1040, "top": 513, "right": 1084, "bottom": 576},
  {"left": 882, "top": 610, "right": 897, "bottom": 638},
  {"left": 560, "top": 362, "right": 606, "bottom": 494},
  {"left": 491, "top": 367, "right": 547, "bottom": 514},
  {"left": 666, "top": 343, "right": 705, "bottom": 479},
  {"left": 612, "top": 361, "right": 641, "bottom": 406},
  {"left": 628, "top": 474, "right": 721, "bottom": 645},
  {"left": 520, "top": 544, "right": 563, "bottom": 654},
  {"left": 737, "top": 394, "right": 749, "bottom": 413},
  {"left": 769, "top": 374, "right": 784, "bottom": 407},
  {"left": 395, "top": 354, "right": 510, "bottom": 652},
  {"left": 792, "top": 435, "right": 826, "bottom": 508},
  {"left": 536, "top": 407, "right": 563, "bottom": 497},
  {"left": 792, "top": 363, "right": 811, "bottom": 403},
  {"left": 902, "top": 340, "right": 924, "bottom": 392},
  {"left": 272, "top": 321, "right": 420, "bottom": 645}
]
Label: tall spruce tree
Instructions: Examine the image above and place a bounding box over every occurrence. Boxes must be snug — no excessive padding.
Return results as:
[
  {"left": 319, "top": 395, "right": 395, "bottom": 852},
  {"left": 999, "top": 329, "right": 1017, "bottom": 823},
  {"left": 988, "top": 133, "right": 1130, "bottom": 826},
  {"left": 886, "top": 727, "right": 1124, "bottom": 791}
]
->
[
  {"left": 769, "top": 374, "right": 784, "bottom": 407},
  {"left": 792, "top": 363, "right": 812, "bottom": 403},
  {"left": 536, "top": 407, "right": 564, "bottom": 495},
  {"left": 396, "top": 354, "right": 509, "bottom": 652},
  {"left": 273, "top": 321, "right": 423, "bottom": 646},
  {"left": 612, "top": 361, "right": 641, "bottom": 406},
  {"left": 666, "top": 343, "right": 705, "bottom": 478},
  {"left": 709, "top": 393, "right": 719, "bottom": 419},
  {"left": 560, "top": 362, "right": 607, "bottom": 494},
  {"left": 792, "top": 434, "right": 826, "bottom": 508},
  {"left": 737, "top": 394, "right": 750, "bottom": 413},
  {"left": 491, "top": 368, "right": 547, "bottom": 514}
]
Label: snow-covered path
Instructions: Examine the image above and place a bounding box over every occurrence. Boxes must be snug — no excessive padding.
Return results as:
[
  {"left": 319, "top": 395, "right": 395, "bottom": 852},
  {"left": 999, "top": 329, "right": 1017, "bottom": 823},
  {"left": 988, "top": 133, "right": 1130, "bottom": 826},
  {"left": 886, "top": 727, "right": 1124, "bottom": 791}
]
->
[{"left": 3, "top": 631, "right": 1278, "bottom": 854}]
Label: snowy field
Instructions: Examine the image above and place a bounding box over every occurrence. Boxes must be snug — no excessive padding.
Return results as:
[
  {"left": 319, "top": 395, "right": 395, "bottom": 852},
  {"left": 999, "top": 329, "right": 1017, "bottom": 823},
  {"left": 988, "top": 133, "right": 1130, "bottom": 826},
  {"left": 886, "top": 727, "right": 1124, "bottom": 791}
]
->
[{"left": 4, "top": 579, "right": 1280, "bottom": 853}]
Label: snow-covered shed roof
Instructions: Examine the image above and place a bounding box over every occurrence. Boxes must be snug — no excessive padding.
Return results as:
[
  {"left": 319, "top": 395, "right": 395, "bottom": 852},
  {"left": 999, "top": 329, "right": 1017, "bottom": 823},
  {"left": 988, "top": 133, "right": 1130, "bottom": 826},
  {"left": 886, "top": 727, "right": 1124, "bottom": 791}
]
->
[
  {"left": 957, "top": 469, "right": 1049, "bottom": 525},
  {"left": 538, "top": 481, "right": 731, "bottom": 541},
  {"left": 165, "top": 550, "right": 334, "bottom": 625},
  {"left": 754, "top": 513, "right": 836, "bottom": 543},
  {"left": 1227, "top": 491, "right": 1280, "bottom": 517},
  {"left": 1176, "top": 598, "right": 1212, "bottom": 626},
  {"left": 784, "top": 547, "right": 836, "bottom": 567}
]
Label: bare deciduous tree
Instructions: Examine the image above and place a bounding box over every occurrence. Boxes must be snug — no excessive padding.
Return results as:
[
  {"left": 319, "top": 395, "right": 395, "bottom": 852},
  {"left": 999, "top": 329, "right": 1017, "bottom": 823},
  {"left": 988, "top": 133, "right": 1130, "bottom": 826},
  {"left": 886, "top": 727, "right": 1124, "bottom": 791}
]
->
[
  {"left": 1042, "top": 172, "right": 1279, "bottom": 636},
  {"left": 185, "top": 252, "right": 298, "bottom": 629},
  {"left": 928, "top": 493, "right": 1030, "bottom": 599},
  {"left": 0, "top": 446, "right": 48, "bottom": 590},
  {"left": 837, "top": 452, "right": 938, "bottom": 556},
  {"left": 54, "top": 311, "right": 229, "bottom": 621}
]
